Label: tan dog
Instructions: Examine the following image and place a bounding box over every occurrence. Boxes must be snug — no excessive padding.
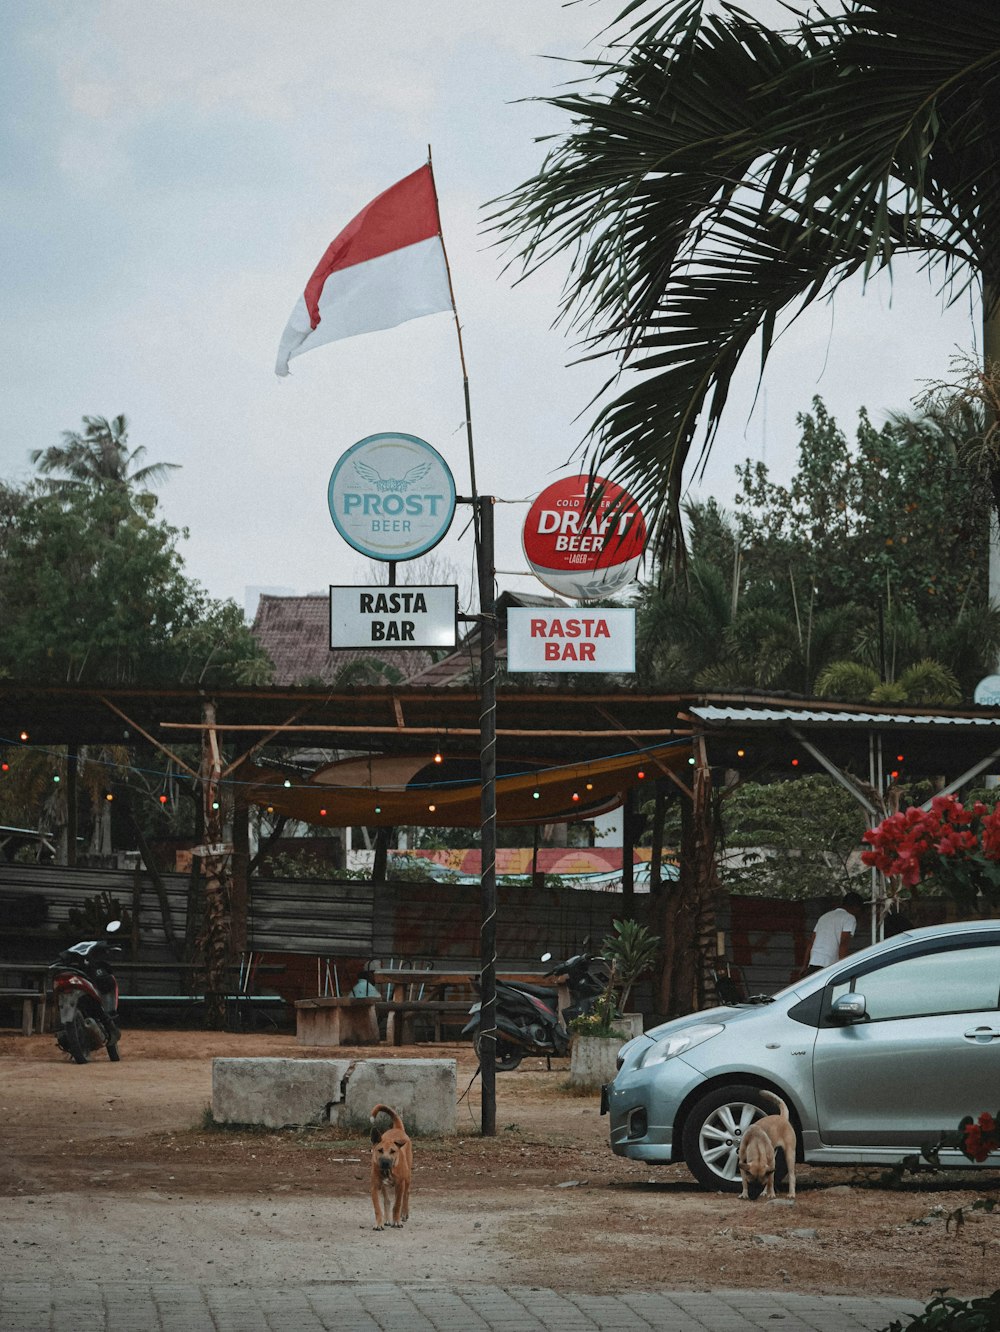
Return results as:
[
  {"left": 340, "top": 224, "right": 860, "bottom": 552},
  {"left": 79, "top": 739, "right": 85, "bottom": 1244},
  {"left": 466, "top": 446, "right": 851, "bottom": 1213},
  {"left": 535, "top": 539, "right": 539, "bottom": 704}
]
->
[
  {"left": 369, "top": 1103, "right": 412, "bottom": 1231},
  {"left": 738, "top": 1091, "right": 797, "bottom": 1201}
]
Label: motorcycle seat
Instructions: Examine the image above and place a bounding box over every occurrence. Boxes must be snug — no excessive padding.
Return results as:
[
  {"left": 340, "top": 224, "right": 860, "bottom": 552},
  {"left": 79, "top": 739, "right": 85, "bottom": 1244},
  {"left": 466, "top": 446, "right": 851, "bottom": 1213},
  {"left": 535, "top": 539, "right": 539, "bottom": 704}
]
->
[{"left": 504, "top": 980, "right": 559, "bottom": 999}]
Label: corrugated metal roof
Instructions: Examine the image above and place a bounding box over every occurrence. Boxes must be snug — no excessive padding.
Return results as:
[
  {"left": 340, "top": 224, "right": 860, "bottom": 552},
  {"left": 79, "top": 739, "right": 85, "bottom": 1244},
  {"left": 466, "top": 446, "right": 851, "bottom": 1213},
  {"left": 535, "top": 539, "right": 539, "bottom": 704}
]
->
[{"left": 691, "top": 704, "right": 1000, "bottom": 729}]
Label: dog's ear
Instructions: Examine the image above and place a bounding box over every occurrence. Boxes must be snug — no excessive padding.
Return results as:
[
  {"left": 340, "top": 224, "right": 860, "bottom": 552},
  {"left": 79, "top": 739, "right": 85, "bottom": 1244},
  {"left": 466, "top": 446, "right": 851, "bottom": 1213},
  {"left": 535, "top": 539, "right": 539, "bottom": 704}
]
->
[
  {"left": 394, "top": 1137, "right": 407, "bottom": 1148},
  {"left": 371, "top": 1126, "right": 381, "bottom": 1144}
]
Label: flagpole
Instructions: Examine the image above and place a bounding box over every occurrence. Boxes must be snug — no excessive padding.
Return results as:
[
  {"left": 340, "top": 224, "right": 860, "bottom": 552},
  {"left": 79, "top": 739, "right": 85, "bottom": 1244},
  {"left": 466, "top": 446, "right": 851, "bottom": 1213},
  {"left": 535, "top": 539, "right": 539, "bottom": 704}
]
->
[
  {"left": 427, "top": 146, "right": 480, "bottom": 514},
  {"left": 427, "top": 145, "right": 496, "bottom": 1137}
]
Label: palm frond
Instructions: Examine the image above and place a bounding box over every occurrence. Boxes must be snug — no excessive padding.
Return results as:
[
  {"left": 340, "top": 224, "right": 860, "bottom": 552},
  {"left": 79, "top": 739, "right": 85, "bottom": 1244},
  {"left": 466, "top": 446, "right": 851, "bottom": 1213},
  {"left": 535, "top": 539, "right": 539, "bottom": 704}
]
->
[{"left": 495, "top": 1, "right": 1000, "bottom": 564}]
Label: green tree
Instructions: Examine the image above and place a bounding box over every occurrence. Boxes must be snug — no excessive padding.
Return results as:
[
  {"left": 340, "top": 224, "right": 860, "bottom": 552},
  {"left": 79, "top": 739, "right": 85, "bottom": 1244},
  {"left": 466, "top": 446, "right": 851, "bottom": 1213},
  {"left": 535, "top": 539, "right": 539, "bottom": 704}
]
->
[
  {"left": 30, "top": 414, "right": 179, "bottom": 497},
  {"left": 720, "top": 775, "right": 869, "bottom": 900},
  {"left": 496, "top": 0, "right": 1000, "bottom": 560},
  {"left": 0, "top": 486, "right": 270, "bottom": 687}
]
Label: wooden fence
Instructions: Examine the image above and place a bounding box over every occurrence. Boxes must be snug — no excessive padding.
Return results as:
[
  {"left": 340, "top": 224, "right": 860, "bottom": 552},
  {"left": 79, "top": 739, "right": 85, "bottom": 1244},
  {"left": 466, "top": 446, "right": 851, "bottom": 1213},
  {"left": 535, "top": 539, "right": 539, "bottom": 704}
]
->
[{"left": 0, "top": 861, "right": 963, "bottom": 1020}]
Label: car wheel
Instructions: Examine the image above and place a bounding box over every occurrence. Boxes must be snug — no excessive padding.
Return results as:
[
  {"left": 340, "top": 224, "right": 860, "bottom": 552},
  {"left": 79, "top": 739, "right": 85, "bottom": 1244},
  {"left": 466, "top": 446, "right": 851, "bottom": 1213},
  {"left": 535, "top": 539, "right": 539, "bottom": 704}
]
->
[{"left": 682, "top": 1084, "right": 787, "bottom": 1193}]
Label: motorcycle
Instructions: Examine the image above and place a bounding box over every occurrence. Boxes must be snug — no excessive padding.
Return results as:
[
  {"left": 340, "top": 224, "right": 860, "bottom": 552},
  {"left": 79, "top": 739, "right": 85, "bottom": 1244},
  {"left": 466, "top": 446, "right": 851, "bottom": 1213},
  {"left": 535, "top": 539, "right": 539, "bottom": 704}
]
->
[
  {"left": 462, "top": 949, "right": 612, "bottom": 1071},
  {"left": 50, "top": 920, "right": 123, "bottom": 1064}
]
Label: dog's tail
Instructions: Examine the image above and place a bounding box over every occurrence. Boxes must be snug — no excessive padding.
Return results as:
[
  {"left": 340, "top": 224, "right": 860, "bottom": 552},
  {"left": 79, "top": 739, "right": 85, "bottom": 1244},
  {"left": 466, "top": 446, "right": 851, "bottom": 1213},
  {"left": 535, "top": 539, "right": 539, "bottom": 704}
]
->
[
  {"left": 760, "top": 1090, "right": 789, "bottom": 1120},
  {"left": 370, "top": 1103, "right": 406, "bottom": 1134}
]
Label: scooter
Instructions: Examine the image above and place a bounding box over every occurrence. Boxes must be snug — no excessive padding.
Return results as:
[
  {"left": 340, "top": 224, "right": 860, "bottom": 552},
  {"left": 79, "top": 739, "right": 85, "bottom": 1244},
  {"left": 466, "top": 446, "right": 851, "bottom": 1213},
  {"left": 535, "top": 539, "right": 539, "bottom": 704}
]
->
[
  {"left": 50, "top": 920, "right": 123, "bottom": 1064},
  {"left": 462, "top": 949, "right": 612, "bottom": 1071}
]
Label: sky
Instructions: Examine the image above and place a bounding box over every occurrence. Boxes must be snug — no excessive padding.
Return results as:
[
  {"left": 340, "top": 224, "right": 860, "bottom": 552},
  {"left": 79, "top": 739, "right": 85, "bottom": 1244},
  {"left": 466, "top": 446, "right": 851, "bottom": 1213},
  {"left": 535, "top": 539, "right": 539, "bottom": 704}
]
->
[{"left": 1, "top": 0, "right": 981, "bottom": 620}]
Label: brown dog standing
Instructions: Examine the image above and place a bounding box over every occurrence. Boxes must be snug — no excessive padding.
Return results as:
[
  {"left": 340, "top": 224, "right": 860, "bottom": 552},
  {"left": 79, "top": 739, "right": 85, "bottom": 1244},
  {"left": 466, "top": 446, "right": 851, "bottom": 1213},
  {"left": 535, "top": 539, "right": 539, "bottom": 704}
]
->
[
  {"left": 738, "top": 1090, "right": 797, "bottom": 1201},
  {"left": 369, "top": 1103, "right": 412, "bottom": 1230}
]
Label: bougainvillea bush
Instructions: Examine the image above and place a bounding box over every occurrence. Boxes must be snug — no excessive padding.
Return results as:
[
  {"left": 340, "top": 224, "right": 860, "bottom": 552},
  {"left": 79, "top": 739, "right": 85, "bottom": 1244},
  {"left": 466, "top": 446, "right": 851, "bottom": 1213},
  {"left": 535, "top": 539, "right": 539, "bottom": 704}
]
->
[
  {"left": 860, "top": 795, "right": 1000, "bottom": 911},
  {"left": 960, "top": 1110, "right": 1000, "bottom": 1163}
]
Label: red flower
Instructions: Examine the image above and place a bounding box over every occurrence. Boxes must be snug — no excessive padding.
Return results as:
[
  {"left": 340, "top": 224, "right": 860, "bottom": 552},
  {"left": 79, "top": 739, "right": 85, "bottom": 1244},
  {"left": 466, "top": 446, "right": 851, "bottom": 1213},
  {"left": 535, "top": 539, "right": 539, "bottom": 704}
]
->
[{"left": 961, "top": 1111, "right": 1000, "bottom": 1163}]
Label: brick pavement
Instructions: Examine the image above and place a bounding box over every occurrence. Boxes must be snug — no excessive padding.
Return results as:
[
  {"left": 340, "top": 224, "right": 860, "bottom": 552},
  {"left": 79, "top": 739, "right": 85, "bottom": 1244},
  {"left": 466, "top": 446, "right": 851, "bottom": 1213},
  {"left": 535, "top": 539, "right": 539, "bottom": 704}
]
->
[{"left": 0, "top": 1280, "right": 924, "bottom": 1332}]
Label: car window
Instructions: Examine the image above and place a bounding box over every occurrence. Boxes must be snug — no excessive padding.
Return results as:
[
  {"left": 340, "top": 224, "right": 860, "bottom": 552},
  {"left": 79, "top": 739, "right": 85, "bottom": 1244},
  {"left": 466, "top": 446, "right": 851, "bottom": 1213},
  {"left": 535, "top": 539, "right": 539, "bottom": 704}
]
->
[{"left": 830, "top": 944, "right": 1000, "bottom": 1021}]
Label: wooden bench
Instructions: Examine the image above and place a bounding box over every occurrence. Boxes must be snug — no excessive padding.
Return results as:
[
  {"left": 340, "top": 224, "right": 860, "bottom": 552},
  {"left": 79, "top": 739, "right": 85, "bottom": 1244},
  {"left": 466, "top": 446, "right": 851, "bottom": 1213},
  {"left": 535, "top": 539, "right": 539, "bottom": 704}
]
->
[
  {"left": 0, "top": 988, "right": 47, "bottom": 1037},
  {"left": 295, "top": 997, "right": 379, "bottom": 1046}
]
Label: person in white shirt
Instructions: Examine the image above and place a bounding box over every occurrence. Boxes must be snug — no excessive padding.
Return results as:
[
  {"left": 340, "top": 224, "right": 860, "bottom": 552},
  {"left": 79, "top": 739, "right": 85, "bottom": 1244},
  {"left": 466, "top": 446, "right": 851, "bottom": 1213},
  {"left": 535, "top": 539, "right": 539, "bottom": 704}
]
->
[{"left": 803, "top": 891, "right": 865, "bottom": 973}]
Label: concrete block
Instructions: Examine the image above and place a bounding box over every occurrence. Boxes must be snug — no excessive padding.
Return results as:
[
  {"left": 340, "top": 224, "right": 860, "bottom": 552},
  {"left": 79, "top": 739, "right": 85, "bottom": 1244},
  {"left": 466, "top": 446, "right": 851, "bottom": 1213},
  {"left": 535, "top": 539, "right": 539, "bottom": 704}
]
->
[
  {"left": 342, "top": 1058, "right": 457, "bottom": 1136},
  {"left": 212, "top": 1057, "right": 351, "bottom": 1128},
  {"left": 211, "top": 1056, "right": 458, "bottom": 1134}
]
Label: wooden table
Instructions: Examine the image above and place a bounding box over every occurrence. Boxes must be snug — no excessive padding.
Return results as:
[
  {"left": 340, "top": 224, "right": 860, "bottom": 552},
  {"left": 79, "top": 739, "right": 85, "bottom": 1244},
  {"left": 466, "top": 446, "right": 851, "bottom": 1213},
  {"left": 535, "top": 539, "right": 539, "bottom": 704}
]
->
[{"left": 369, "top": 969, "right": 556, "bottom": 1045}]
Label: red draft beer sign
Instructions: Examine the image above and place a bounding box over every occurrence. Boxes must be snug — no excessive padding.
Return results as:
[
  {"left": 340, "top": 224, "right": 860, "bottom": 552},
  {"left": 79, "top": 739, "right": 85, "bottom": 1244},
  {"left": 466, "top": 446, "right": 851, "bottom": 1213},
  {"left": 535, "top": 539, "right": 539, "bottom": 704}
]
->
[{"left": 522, "top": 475, "right": 647, "bottom": 600}]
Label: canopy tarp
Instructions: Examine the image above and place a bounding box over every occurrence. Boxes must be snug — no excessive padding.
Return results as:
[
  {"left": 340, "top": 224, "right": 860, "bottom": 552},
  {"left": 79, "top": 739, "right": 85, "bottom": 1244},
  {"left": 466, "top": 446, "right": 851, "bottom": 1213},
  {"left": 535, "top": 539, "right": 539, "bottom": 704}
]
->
[{"left": 243, "top": 741, "right": 691, "bottom": 827}]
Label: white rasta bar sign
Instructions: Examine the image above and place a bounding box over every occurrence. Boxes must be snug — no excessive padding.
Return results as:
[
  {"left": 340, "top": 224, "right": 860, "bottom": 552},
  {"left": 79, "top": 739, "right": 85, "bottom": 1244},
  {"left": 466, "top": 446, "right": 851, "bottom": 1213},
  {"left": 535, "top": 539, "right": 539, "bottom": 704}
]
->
[{"left": 330, "top": 585, "right": 457, "bottom": 649}]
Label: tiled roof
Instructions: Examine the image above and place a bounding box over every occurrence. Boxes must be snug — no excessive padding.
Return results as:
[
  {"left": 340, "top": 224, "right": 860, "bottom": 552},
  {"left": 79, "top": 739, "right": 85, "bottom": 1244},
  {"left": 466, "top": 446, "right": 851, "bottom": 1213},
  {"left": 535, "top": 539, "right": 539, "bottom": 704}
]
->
[{"left": 251, "top": 595, "right": 432, "bottom": 687}]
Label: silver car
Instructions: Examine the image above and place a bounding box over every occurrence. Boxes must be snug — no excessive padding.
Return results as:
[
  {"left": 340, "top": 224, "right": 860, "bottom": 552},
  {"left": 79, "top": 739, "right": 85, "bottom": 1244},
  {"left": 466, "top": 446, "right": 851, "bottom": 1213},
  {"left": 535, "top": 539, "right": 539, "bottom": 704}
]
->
[{"left": 603, "top": 919, "right": 1000, "bottom": 1190}]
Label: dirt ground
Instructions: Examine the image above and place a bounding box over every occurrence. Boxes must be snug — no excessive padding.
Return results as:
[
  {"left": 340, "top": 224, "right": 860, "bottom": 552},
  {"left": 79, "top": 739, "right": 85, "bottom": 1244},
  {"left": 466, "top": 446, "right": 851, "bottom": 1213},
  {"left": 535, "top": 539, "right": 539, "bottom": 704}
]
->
[{"left": 1, "top": 1028, "right": 998, "bottom": 1302}]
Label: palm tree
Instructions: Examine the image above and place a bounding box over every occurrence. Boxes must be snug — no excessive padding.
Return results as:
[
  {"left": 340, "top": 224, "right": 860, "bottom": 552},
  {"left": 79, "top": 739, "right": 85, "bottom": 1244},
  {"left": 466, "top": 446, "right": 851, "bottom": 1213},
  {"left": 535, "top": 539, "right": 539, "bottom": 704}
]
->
[
  {"left": 495, "top": 0, "right": 1000, "bottom": 562},
  {"left": 31, "top": 415, "right": 179, "bottom": 495}
]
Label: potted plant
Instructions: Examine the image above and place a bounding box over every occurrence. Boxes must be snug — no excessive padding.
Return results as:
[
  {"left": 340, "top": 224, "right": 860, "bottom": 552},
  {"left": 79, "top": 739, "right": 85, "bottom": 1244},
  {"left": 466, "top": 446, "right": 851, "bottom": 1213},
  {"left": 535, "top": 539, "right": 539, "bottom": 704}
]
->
[{"left": 568, "top": 919, "right": 660, "bottom": 1088}]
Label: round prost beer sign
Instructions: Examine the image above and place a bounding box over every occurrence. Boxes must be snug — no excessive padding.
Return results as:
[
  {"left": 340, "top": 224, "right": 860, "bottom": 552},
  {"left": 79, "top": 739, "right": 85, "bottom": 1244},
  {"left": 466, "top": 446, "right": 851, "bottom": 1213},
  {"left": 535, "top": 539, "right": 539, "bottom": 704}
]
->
[
  {"left": 328, "top": 432, "right": 456, "bottom": 561},
  {"left": 522, "top": 474, "right": 647, "bottom": 600}
]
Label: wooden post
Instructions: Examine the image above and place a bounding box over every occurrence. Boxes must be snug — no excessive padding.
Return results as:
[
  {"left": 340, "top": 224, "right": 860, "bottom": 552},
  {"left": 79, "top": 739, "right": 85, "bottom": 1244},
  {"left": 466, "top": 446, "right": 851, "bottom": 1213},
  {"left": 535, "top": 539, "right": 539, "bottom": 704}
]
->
[
  {"left": 231, "top": 784, "right": 249, "bottom": 956},
  {"left": 199, "top": 699, "right": 230, "bottom": 1029},
  {"left": 66, "top": 744, "right": 78, "bottom": 867},
  {"left": 656, "top": 737, "right": 719, "bottom": 1017}
]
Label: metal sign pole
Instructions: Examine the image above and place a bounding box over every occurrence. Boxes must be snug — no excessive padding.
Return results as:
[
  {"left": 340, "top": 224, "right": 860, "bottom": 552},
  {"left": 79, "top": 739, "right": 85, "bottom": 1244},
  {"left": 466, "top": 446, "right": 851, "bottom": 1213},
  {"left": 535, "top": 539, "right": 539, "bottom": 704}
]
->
[{"left": 477, "top": 494, "right": 498, "bottom": 1136}]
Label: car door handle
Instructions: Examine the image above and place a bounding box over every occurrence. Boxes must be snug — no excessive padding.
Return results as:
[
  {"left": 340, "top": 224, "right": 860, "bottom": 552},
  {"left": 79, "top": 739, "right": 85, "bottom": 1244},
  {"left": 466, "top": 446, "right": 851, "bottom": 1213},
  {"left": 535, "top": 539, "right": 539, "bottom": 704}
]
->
[{"left": 963, "top": 1027, "right": 1000, "bottom": 1043}]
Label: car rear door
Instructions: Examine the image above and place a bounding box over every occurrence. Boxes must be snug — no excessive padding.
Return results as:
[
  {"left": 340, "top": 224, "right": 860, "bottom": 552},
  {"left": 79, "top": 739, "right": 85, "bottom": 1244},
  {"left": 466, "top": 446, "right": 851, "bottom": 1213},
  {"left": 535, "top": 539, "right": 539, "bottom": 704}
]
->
[{"left": 811, "top": 938, "right": 1000, "bottom": 1147}]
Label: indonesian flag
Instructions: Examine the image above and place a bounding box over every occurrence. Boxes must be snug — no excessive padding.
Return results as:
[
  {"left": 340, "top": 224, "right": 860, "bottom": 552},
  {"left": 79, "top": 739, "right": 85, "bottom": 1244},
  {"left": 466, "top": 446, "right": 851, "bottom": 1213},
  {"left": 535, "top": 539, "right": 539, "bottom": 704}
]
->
[{"left": 275, "top": 164, "right": 454, "bottom": 376}]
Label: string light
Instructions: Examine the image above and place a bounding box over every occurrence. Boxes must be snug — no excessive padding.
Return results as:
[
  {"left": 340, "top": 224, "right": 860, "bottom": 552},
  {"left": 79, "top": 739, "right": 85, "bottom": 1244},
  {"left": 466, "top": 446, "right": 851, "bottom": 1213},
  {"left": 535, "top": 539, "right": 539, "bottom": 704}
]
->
[
  {"left": 637, "top": 769, "right": 645, "bottom": 780},
  {"left": 283, "top": 779, "right": 292, "bottom": 788},
  {"left": 19, "top": 731, "right": 28, "bottom": 742},
  {"left": 585, "top": 783, "right": 594, "bottom": 791},
  {"left": 428, "top": 803, "right": 436, "bottom": 813},
  {"left": 571, "top": 792, "right": 580, "bottom": 802},
  {"left": 105, "top": 792, "right": 114, "bottom": 802},
  {"left": 791, "top": 758, "right": 799, "bottom": 767},
  {"left": 737, "top": 748, "right": 745, "bottom": 758},
  {"left": 319, "top": 807, "right": 327, "bottom": 817},
  {"left": 52, "top": 774, "right": 60, "bottom": 783},
  {"left": 433, "top": 746, "right": 443, "bottom": 764},
  {"left": 532, "top": 791, "right": 540, "bottom": 800},
  {"left": 159, "top": 794, "right": 168, "bottom": 805}
]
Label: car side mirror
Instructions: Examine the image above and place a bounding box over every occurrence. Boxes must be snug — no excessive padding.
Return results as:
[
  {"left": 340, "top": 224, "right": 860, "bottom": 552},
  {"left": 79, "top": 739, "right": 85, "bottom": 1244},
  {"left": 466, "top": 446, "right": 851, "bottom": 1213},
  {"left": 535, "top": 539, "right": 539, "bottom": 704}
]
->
[{"left": 830, "top": 992, "right": 867, "bottom": 1024}]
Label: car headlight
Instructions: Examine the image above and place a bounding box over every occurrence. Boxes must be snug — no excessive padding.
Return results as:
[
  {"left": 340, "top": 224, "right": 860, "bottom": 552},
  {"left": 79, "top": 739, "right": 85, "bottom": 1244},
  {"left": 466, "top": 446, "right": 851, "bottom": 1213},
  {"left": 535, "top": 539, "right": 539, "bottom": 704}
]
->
[{"left": 638, "top": 1023, "right": 724, "bottom": 1068}]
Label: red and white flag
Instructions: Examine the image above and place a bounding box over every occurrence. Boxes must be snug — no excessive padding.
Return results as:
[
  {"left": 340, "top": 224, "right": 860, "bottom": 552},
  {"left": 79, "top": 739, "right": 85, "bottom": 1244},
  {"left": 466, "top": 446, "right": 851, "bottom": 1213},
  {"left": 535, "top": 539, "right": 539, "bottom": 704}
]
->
[{"left": 275, "top": 164, "right": 454, "bottom": 376}]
